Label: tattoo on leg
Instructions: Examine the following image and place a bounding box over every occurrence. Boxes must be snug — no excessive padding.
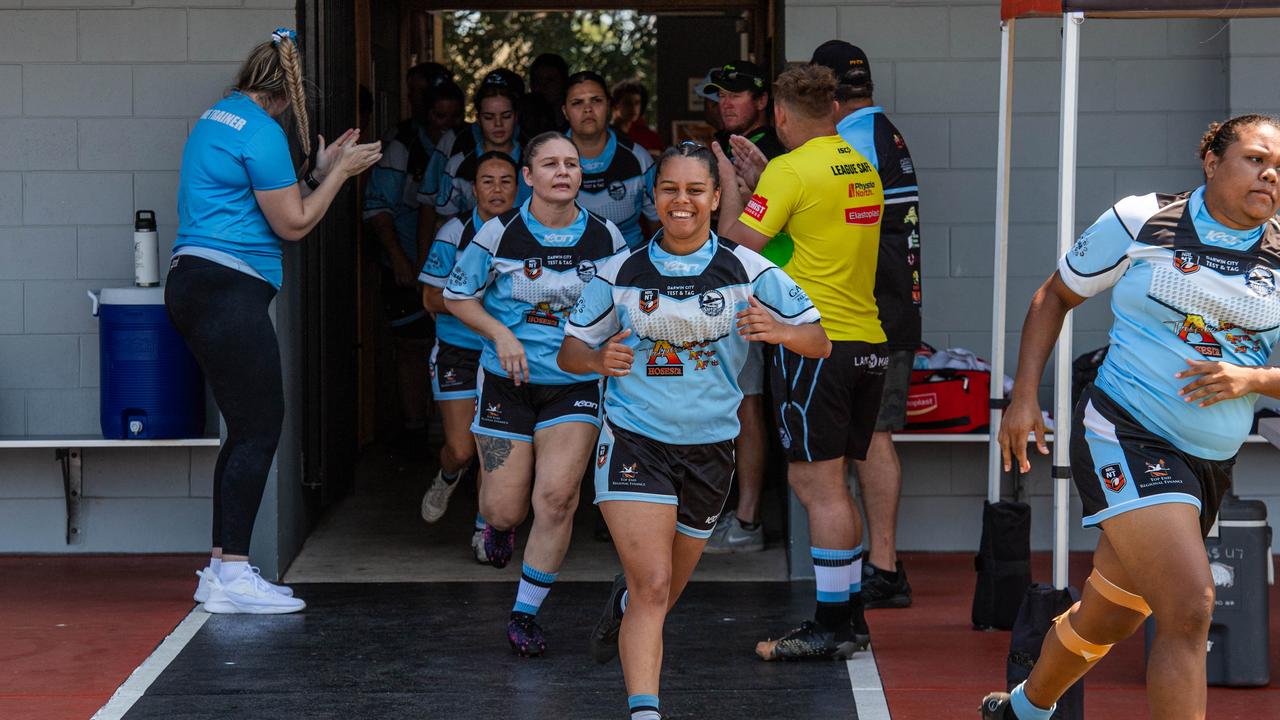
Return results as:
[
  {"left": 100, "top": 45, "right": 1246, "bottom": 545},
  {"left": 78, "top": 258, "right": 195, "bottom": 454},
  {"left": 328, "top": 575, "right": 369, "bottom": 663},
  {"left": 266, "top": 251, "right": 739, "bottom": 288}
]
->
[{"left": 477, "top": 436, "right": 513, "bottom": 472}]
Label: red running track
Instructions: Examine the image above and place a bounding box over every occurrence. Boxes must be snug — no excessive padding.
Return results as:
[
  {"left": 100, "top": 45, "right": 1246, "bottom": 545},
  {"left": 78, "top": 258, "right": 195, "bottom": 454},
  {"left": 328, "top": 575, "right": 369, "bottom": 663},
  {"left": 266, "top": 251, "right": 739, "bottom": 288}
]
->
[
  {"left": 0, "top": 555, "right": 201, "bottom": 720},
  {"left": 872, "top": 552, "right": 1280, "bottom": 719}
]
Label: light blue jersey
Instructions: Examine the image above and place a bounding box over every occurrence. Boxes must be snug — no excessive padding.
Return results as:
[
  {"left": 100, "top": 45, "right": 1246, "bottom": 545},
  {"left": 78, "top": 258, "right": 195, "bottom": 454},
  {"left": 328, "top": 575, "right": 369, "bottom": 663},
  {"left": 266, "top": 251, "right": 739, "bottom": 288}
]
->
[
  {"left": 572, "top": 129, "right": 658, "bottom": 249},
  {"left": 444, "top": 200, "right": 628, "bottom": 385},
  {"left": 429, "top": 142, "right": 532, "bottom": 218},
  {"left": 363, "top": 121, "right": 436, "bottom": 262},
  {"left": 419, "top": 210, "right": 485, "bottom": 351},
  {"left": 175, "top": 92, "right": 298, "bottom": 288},
  {"left": 566, "top": 233, "right": 821, "bottom": 445},
  {"left": 1059, "top": 186, "right": 1280, "bottom": 460}
]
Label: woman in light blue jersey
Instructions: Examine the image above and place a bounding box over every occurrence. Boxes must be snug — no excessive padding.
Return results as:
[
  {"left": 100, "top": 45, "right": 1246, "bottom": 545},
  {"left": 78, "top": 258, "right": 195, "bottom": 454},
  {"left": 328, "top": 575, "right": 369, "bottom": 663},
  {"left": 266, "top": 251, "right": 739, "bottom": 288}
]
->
[
  {"left": 444, "top": 132, "right": 627, "bottom": 657},
  {"left": 563, "top": 71, "right": 659, "bottom": 249},
  {"left": 984, "top": 116, "right": 1280, "bottom": 720},
  {"left": 167, "top": 30, "right": 381, "bottom": 615},
  {"left": 560, "top": 143, "right": 830, "bottom": 720},
  {"left": 418, "top": 151, "right": 520, "bottom": 564}
]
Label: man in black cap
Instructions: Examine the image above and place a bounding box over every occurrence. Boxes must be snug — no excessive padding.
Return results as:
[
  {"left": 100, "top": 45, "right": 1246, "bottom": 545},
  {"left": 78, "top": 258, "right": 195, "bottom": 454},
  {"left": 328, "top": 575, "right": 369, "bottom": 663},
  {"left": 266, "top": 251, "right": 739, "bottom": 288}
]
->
[
  {"left": 811, "top": 39, "right": 921, "bottom": 611},
  {"left": 704, "top": 61, "right": 787, "bottom": 161}
]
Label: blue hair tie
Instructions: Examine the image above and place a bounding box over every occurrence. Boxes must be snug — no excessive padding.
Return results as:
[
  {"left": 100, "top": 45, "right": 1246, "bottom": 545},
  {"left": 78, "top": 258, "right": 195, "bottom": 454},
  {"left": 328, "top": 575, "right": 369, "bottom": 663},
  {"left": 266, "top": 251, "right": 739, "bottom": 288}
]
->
[{"left": 271, "top": 28, "right": 297, "bottom": 46}]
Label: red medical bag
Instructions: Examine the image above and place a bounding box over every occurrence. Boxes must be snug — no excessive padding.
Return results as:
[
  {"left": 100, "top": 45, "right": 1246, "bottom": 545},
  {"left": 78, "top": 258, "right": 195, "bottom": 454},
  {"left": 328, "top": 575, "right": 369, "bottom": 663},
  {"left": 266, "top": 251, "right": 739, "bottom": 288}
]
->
[{"left": 903, "top": 369, "right": 991, "bottom": 433}]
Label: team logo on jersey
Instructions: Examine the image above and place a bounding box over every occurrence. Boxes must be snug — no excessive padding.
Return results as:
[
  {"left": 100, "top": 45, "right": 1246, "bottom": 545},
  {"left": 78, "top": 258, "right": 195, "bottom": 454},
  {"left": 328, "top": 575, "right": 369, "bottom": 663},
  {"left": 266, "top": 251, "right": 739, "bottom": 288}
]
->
[
  {"left": 442, "top": 369, "right": 457, "bottom": 385},
  {"left": 845, "top": 205, "right": 881, "bottom": 225},
  {"left": 597, "top": 444, "right": 609, "bottom": 468},
  {"left": 905, "top": 206, "right": 918, "bottom": 226},
  {"left": 647, "top": 340, "right": 684, "bottom": 376},
  {"left": 607, "top": 180, "right": 627, "bottom": 201},
  {"left": 1173, "top": 250, "right": 1200, "bottom": 274},
  {"left": 699, "top": 289, "right": 726, "bottom": 317},
  {"left": 745, "top": 194, "right": 768, "bottom": 221},
  {"left": 576, "top": 259, "right": 597, "bottom": 284},
  {"left": 523, "top": 258, "right": 543, "bottom": 280},
  {"left": 1145, "top": 459, "right": 1171, "bottom": 480},
  {"left": 893, "top": 134, "right": 906, "bottom": 150},
  {"left": 1100, "top": 463, "right": 1126, "bottom": 493},
  {"left": 619, "top": 463, "right": 639, "bottom": 482},
  {"left": 483, "top": 403, "right": 503, "bottom": 422},
  {"left": 526, "top": 301, "right": 562, "bottom": 327},
  {"left": 1176, "top": 313, "right": 1223, "bottom": 357},
  {"left": 1246, "top": 265, "right": 1276, "bottom": 297},
  {"left": 900, "top": 157, "right": 915, "bottom": 175},
  {"left": 639, "top": 289, "right": 659, "bottom": 314},
  {"left": 788, "top": 284, "right": 810, "bottom": 304}
]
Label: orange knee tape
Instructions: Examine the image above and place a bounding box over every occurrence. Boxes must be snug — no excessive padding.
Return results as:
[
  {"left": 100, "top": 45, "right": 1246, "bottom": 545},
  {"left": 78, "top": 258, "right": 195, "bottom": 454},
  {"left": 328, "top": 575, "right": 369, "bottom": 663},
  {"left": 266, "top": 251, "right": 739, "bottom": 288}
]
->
[
  {"left": 1053, "top": 603, "right": 1112, "bottom": 662},
  {"left": 1088, "top": 569, "right": 1152, "bottom": 617}
]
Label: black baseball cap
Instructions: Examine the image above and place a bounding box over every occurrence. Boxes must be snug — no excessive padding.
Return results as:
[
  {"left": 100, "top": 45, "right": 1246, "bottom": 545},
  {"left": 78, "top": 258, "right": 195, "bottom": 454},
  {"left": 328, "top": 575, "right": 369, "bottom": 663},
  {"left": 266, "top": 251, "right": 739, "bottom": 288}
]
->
[
  {"left": 705, "top": 61, "right": 768, "bottom": 94},
  {"left": 810, "top": 40, "right": 872, "bottom": 86}
]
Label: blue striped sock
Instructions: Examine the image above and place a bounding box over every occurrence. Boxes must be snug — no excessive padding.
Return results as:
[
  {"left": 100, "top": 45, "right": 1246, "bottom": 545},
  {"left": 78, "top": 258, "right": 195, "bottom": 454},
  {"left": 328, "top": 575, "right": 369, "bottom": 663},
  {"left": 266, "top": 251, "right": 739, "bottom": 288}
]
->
[
  {"left": 812, "top": 546, "right": 854, "bottom": 629},
  {"left": 628, "top": 694, "right": 660, "bottom": 720},
  {"left": 512, "top": 563, "right": 557, "bottom": 616},
  {"left": 474, "top": 512, "right": 485, "bottom": 531},
  {"left": 1009, "top": 682, "right": 1055, "bottom": 720},
  {"left": 849, "top": 544, "right": 864, "bottom": 595}
]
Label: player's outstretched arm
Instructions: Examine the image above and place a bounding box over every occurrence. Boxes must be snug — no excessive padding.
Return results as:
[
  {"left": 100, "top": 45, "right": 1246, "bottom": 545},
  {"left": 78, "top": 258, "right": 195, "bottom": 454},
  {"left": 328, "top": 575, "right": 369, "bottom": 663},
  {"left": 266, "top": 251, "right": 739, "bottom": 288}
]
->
[{"left": 999, "top": 271, "right": 1086, "bottom": 473}]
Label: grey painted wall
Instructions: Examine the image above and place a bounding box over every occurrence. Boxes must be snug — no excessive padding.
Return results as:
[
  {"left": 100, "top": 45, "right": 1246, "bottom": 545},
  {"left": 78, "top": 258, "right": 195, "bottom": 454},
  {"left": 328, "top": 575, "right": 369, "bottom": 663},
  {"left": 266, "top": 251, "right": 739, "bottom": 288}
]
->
[
  {"left": 784, "top": 3, "right": 1280, "bottom": 556},
  {"left": 0, "top": 1, "right": 295, "bottom": 556}
]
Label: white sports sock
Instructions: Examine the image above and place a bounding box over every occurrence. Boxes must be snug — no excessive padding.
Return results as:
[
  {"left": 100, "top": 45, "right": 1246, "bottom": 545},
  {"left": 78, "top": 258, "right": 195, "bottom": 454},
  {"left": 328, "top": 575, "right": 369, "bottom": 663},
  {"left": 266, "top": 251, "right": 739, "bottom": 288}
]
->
[{"left": 219, "top": 561, "right": 249, "bottom": 584}]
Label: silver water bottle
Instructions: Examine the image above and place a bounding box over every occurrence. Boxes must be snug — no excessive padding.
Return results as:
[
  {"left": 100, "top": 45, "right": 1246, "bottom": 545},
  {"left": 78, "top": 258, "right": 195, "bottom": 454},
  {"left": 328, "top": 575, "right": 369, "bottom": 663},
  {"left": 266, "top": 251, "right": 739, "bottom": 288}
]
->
[{"left": 133, "top": 210, "right": 160, "bottom": 287}]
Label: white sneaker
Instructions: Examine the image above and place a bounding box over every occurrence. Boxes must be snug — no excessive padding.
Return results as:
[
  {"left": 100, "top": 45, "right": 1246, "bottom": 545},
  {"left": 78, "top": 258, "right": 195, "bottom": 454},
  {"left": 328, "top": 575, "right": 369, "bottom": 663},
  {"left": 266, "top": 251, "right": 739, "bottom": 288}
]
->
[
  {"left": 202, "top": 567, "right": 306, "bottom": 614},
  {"left": 420, "top": 470, "right": 461, "bottom": 523},
  {"left": 471, "top": 529, "right": 489, "bottom": 564},
  {"left": 194, "top": 567, "right": 293, "bottom": 603}
]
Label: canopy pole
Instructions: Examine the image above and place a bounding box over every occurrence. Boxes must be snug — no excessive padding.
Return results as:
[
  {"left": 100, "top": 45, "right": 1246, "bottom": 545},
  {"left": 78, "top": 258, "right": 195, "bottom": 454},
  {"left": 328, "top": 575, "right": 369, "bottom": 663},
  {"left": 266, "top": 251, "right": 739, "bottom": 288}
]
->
[
  {"left": 1053, "top": 10, "right": 1084, "bottom": 591},
  {"left": 987, "top": 19, "right": 1016, "bottom": 505}
]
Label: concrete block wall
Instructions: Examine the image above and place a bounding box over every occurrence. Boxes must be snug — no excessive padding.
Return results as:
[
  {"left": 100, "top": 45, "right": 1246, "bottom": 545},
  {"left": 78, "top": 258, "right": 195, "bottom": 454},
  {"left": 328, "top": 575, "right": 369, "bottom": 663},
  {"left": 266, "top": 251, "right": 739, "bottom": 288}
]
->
[
  {"left": 0, "top": 1, "right": 294, "bottom": 553},
  {"left": 786, "top": 3, "right": 1280, "bottom": 554}
]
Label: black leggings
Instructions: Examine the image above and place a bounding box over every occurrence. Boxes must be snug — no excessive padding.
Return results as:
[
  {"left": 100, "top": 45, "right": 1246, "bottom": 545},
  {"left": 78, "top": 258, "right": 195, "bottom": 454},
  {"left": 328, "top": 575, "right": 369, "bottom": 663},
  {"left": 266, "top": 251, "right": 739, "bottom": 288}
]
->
[{"left": 165, "top": 255, "right": 283, "bottom": 556}]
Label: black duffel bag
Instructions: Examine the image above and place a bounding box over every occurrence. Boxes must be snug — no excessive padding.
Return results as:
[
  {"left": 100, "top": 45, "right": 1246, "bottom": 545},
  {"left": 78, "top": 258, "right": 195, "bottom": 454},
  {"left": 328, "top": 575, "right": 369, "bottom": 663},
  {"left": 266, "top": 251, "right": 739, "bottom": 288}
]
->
[
  {"left": 1007, "top": 583, "right": 1084, "bottom": 719},
  {"left": 973, "top": 500, "right": 1032, "bottom": 630}
]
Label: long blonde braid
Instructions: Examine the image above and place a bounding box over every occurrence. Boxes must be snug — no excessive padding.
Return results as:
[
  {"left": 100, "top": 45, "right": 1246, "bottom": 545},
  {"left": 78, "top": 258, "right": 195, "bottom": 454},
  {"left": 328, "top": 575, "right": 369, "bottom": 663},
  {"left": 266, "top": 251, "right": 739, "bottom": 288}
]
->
[
  {"left": 275, "top": 36, "right": 311, "bottom": 159},
  {"left": 233, "top": 30, "right": 312, "bottom": 159}
]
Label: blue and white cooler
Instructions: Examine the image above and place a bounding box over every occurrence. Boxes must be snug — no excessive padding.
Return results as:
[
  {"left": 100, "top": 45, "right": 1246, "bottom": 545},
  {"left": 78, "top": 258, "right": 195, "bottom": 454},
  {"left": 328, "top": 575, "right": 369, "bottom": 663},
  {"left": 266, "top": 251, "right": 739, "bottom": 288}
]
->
[{"left": 89, "top": 287, "right": 205, "bottom": 439}]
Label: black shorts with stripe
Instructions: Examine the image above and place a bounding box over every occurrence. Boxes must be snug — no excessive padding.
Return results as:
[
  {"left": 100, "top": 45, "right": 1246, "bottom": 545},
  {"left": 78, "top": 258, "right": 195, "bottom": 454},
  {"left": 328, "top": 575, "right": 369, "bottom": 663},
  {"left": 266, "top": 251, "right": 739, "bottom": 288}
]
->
[
  {"left": 593, "top": 421, "right": 735, "bottom": 539},
  {"left": 770, "top": 340, "right": 888, "bottom": 463},
  {"left": 1072, "top": 385, "right": 1234, "bottom": 537},
  {"left": 471, "top": 369, "right": 602, "bottom": 442}
]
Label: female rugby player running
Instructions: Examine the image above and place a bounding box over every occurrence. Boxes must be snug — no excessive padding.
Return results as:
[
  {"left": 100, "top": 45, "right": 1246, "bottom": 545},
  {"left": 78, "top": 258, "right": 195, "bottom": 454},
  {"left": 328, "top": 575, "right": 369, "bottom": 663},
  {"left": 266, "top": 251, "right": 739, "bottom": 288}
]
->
[
  {"left": 563, "top": 71, "right": 659, "bottom": 250},
  {"left": 560, "top": 143, "right": 830, "bottom": 720},
  {"left": 419, "top": 151, "right": 521, "bottom": 563},
  {"left": 444, "top": 133, "right": 627, "bottom": 656},
  {"left": 983, "top": 115, "right": 1280, "bottom": 720}
]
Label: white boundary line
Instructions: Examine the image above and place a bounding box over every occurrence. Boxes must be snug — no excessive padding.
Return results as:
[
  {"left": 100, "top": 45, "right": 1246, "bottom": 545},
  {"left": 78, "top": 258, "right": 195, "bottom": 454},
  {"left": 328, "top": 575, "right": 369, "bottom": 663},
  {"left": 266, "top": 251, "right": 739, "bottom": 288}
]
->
[
  {"left": 847, "top": 645, "right": 891, "bottom": 720},
  {"left": 91, "top": 609, "right": 208, "bottom": 720}
]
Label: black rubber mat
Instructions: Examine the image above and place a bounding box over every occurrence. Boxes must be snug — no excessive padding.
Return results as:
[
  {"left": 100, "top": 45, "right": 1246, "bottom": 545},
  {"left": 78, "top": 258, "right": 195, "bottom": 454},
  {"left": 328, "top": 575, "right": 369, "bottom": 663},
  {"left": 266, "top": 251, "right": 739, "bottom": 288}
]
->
[{"left": 124, "top": 581, "right": 857, "bottom": 719}]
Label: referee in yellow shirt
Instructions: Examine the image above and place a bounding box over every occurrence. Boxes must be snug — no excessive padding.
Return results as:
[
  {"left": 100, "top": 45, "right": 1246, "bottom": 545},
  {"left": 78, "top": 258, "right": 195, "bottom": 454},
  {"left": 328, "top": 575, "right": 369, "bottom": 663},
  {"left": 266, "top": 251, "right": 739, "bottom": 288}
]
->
[{"left": 715, "top": 63, "right": 887, "bottom": 660}]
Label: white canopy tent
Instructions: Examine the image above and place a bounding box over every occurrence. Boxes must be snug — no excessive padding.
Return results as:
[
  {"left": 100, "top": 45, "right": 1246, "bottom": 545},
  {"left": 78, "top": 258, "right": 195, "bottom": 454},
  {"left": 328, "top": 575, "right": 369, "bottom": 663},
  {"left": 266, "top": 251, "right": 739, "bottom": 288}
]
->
[{"left": 988, "top": 1, "right": 1280, "bottom": 590}]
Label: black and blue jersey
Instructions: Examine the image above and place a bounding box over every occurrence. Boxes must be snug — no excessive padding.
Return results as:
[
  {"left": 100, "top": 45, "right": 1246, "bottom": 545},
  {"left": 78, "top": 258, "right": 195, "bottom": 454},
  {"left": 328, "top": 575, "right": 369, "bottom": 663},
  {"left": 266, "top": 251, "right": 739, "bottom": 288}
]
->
[
  {"left": 419, "top": 209, "right": 485, "bottom": 351},
  {"left": 566, "top": 233, "right": 820, "bottom": 445},
  {"left": 444, "top": 200, "right": 628, "bottom": 385},
  {"left": 837, "top": 106, "right": 921, "bottom": 350},
  {"left": 1060, "top": 186, "right": 1280, "bottom": 460},
  {"left": 571, "top": 129, "right": 658, "bottom": 250}
]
